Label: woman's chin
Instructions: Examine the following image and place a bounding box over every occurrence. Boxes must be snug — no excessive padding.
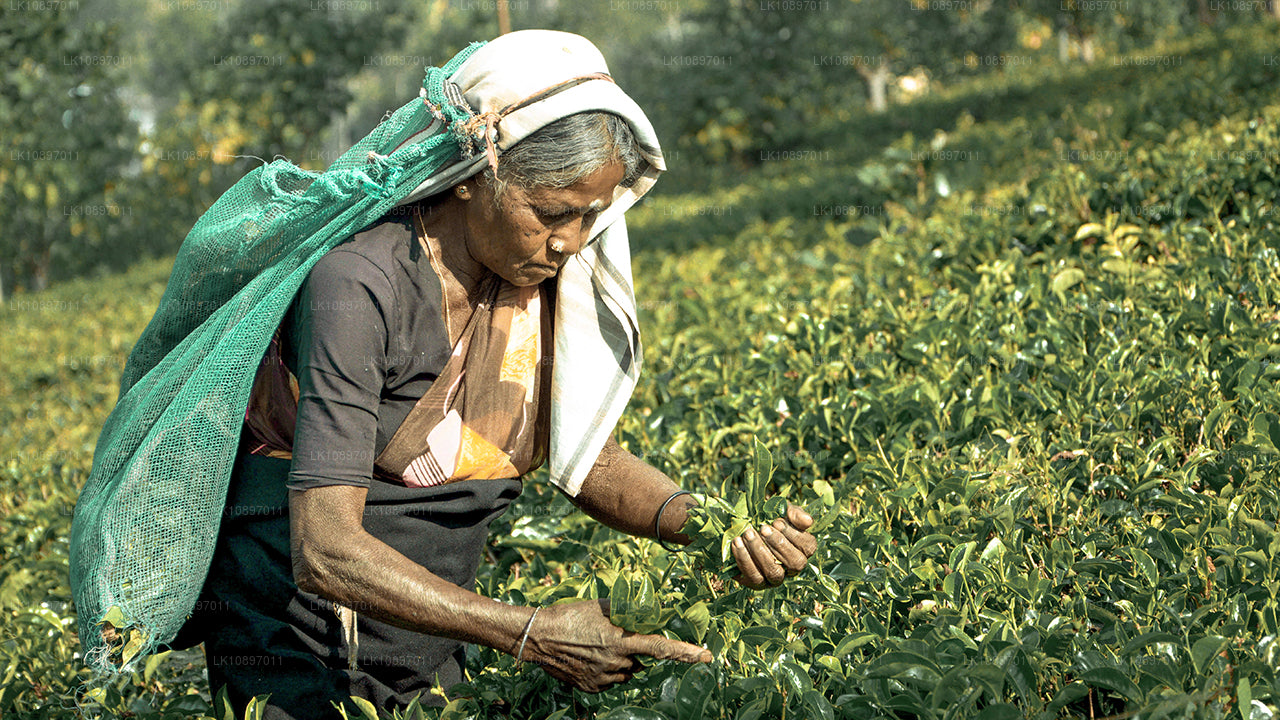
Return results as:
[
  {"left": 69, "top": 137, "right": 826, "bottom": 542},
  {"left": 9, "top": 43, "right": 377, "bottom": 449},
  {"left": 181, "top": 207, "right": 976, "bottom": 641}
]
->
[{"left": 507, "top": 264, "right": 559, "bottom": 285}]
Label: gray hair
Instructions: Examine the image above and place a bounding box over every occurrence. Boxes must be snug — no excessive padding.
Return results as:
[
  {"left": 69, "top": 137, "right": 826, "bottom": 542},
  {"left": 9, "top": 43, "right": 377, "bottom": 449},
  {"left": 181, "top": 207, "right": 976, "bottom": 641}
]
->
[{"left": 484, "top": 111, "right": 644, "bottom": 199}]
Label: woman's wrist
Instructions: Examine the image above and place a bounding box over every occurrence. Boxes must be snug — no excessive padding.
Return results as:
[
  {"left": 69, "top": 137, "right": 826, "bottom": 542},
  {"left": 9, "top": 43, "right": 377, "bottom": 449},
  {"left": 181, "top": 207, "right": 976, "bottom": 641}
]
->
[
  {"left": 415, "top": 586, "right": 539, "bottom": 659},
  {"left": 490, "top": 602, "right": 539, "bottom": 659},
  {"left": 515, "top": 606, "right": 540, "bottom": 662},
  {"left": 655, "top": 489, "right": 698, "bottom": 547}
]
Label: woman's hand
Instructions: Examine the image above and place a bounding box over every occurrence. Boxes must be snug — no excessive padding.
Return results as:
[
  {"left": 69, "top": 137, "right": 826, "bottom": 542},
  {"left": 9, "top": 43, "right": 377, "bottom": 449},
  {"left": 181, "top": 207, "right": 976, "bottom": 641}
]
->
[
  {"left": 731, "top": 503, "right": 818, "bottom": 590},
  {"left": 522, "top": 599, "right": 710, "bottom": 693}
]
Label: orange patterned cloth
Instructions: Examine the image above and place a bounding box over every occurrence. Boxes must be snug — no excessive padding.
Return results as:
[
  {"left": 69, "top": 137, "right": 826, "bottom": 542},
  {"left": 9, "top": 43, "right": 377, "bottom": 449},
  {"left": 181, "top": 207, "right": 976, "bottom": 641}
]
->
[{"left": 399, "top": 281, "right": 548, "bottom": 486}]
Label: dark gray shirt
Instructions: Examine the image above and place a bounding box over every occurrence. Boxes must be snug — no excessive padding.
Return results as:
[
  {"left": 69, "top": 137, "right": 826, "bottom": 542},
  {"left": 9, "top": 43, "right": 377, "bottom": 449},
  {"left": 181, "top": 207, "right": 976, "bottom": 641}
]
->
[{"left": 281, "top": 214, "right": 453, "bottom": 490}]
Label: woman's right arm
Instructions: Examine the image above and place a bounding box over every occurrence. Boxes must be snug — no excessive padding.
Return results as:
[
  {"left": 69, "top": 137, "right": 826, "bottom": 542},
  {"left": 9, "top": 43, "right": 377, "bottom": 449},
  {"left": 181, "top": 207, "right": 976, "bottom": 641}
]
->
[
  {"left": 289, "top": 484, "right": 708, "bottom": 692},
  {"left": 289, "top": 484, "right": 529, "bottom": 651}
]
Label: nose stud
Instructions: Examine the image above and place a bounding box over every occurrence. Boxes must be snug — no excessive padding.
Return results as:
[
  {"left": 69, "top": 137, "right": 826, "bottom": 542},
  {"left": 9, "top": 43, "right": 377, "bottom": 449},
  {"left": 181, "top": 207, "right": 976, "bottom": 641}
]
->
[{"left": 549, "top": 239, "right": 566, "bottom": 254}]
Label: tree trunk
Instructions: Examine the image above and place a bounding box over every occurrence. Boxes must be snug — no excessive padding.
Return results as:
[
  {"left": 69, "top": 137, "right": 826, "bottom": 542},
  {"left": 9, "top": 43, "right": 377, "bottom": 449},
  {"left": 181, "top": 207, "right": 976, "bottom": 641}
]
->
[
  {"left": 1080, "top": 35, "right": 1095, "bottom": 64},
  {"left": 1196, "top": 0, "right": 1213, "bottom": 24},
  {"left": 497, "top": 0, "right": 511, "bottom": 35},
  {"left": 858, "top": 61, "right": 890, "bottom": 113},
  {"left": 32, "top": 249, "right": 50, "bottom": 293},
  {"left": 665, "top": 9, "right": 682, "bottom": 41},
  {"left": 1058, "top": 28, "right": 1070, "bottom": 63}
]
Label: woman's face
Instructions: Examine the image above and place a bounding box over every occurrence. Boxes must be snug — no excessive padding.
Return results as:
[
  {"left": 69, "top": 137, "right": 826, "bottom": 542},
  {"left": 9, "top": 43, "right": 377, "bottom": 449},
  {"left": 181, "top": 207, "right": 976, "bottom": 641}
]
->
[{"left": 461, "top": 160, "right": 625, "bottom": 286}]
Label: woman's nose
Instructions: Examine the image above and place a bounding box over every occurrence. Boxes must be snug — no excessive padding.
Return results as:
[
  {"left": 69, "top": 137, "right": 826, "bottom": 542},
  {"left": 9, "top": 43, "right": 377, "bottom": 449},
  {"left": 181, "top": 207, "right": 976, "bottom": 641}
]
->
[{"left": 549, "top": 221, "right": 588, "bottom": 257}]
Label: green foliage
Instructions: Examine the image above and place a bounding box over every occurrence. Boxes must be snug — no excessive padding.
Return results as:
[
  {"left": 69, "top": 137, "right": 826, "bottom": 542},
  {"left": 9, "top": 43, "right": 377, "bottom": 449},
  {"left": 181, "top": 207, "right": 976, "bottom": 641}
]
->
[
  {"left": 679, "top": 440, "right": 800, "bottom": 578},
  {"left": 450, "top": 23, "right": 1280, "bottom": 719},
  {"left": 1020, "top": 0, "right": 1275, "bottom": 53},
  {"left": 6, "top": 18, "right": 1280, "bottom": 720},
  {"left": 2, "top": 0, "right": 1259, "bottom": 293}
]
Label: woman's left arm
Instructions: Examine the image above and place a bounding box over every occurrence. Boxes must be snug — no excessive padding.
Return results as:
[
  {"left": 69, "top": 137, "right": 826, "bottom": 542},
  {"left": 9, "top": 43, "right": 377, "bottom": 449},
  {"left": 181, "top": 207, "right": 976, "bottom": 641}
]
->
[{"left": 568, "top": 438, "right": 818, "bottom": 589}]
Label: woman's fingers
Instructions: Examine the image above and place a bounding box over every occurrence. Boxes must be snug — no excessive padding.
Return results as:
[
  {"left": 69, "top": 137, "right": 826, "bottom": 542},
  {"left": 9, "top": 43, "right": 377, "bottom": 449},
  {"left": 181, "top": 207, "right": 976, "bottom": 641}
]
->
[
  {"left": 556, "top": 669, "right": 629, "bottom": 694},
  {"left": 730, "top": 536, "right": 767, "bottom": 589},
  {"left": 730, "top": 503, "right": 819, "bottom": 589},
  {"left": 623, "top": 632, "right": 711, "bottom": 663},
  {"left": 740, "top": 528, "right": 787, "bottom": 587},
  {"left": 529, "top": 599, "right": 709, "bottom": 694},
  {"left": 786, "top": 502, "right": 815, "bottom": 531},
  {"left": 594, "top": 673, "right": 632, "bottom": 691},
  {"left": 773, "top": 516, "right": 818, "bottom": 558},
  {"left": 760, "top": 522, "right": 809, "bottom": 576}
]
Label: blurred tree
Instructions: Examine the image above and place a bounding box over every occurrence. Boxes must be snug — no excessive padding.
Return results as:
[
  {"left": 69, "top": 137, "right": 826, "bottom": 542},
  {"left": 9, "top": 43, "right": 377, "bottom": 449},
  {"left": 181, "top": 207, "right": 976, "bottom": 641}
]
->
[
  {"left": 331, "top": 0, "right": 498, "bottom": 163},
  {"left": 188, "top": 0, "right": 414, "bottom": 163},
  {"left": 626, "top": 0, "right": 1020, "bottom": 164},
  {"left": 325, "top": 0, "right": 687, "bottom": 168},
  {"left": 0, "top": 4, "right": 137, "bottom": 298},
  {"left": 0, "top": 0, "right": 426, "bottom": 297},
  {"left": 631, "top": 2, "right": 819, "bottom": 161},
  {"left": 1022, "top": 0, "right": 1200, "bottom": 63},
  {"left": 497, "top": 0, "right": 512, "bottom": 34},
  {"left": 839, "top": 0, "right": 1019, "bottom": 112},
  {"left": 136, "top": 0, "right": 228, "bottom": 118},
  {"left": 1055, "top": 0, "right": 1105, "bottom": 63}
]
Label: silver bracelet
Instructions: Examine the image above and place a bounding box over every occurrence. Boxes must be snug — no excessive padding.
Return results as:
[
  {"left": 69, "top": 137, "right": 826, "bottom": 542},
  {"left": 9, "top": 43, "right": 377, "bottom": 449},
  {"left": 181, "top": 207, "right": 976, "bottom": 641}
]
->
[
  {"left": 655, "top": 490, "right": 693, "bottom": 552},
  {"left": 516, "top": 607, "right": 540, "bottom": 663}
]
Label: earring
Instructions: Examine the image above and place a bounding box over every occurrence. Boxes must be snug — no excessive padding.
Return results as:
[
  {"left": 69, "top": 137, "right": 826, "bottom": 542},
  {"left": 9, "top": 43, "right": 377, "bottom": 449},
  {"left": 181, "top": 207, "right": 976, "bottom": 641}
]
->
[{"left": 455, "top": 185, "right": 470, "bottom": 199}]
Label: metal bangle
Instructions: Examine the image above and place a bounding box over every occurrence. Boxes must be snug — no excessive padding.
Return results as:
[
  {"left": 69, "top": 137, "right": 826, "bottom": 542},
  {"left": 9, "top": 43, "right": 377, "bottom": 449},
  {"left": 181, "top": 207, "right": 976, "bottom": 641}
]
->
[
  {"left": 654, "top": 490, "right": 693, "bottom": 552},
  {"left": 516, "top": 606, "right": 539, "bottom": 664}
]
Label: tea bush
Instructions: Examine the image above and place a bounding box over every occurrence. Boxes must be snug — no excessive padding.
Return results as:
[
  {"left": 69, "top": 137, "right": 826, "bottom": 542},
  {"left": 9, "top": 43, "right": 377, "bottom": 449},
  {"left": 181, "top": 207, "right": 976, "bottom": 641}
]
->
[{"left": 4, "top": 23, "right": 1280, "bottom": 720}]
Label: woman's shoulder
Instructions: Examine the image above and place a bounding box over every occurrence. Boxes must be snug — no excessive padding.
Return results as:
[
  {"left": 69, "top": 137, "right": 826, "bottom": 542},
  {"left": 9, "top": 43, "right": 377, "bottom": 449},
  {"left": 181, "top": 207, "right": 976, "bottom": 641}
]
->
[
  {"left": 319, "top": 215, "right": 416, "bottom": 277},
  {"left": 305, "top": 210, "right": 445, "bottom": 327}
]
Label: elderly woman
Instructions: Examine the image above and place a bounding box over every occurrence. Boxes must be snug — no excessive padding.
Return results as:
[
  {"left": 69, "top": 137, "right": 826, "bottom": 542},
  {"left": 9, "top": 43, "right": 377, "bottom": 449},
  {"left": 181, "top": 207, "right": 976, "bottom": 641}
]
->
[{"left": 175, "top": 31, "right": 817, "bottom": 717}]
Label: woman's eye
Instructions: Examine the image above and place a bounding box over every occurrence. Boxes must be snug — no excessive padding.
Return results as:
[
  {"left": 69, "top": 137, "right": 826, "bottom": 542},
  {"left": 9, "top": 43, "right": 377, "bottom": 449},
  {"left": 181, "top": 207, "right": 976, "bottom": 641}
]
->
[{"left": 537, "top": 209, "right": 575, "bottom": 224}]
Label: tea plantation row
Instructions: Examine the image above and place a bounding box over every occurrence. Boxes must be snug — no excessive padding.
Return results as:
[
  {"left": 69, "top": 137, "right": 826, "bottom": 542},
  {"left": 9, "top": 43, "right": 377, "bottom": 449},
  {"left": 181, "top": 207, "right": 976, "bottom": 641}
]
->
[{"left": 2, "top": 24, "right": 1280, "bottom": 720}]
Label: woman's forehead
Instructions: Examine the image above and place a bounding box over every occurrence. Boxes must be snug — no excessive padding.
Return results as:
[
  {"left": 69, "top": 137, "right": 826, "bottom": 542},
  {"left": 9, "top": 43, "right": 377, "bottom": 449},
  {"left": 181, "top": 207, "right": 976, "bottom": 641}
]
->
[{"left": 520, "top": 162, "right": 624, "bottom": 210}]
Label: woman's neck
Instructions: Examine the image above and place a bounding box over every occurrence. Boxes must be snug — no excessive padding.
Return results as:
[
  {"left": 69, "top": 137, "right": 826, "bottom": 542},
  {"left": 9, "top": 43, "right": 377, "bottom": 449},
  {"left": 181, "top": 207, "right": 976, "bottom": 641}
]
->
[
  {"left": 415, "top": 199, "right": 491, "bottom": 291},
  {"left": 413, "top": 199, "right": 491, "bottom": 343}
]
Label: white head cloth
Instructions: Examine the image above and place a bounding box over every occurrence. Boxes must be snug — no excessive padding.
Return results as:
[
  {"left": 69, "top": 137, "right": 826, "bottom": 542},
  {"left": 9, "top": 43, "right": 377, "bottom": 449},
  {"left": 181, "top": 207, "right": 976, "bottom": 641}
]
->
[{"left": 393, "top": 30, "right": 664, "bottom": 496}]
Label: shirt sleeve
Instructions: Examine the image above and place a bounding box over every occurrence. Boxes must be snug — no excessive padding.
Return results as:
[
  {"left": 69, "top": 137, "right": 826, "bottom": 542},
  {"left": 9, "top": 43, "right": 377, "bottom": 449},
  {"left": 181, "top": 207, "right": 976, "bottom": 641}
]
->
[{"left": 285, "top": 250, "right": 392, "bottom": 490}]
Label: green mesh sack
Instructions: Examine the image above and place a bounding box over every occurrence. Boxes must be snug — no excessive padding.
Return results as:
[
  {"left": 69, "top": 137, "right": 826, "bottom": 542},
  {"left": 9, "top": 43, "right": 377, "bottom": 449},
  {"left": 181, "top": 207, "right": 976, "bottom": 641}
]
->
[{"left": 70, "top": 42, "right": 485, "bottom": 673}]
